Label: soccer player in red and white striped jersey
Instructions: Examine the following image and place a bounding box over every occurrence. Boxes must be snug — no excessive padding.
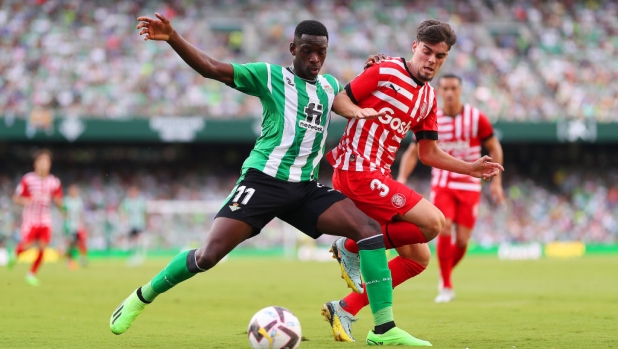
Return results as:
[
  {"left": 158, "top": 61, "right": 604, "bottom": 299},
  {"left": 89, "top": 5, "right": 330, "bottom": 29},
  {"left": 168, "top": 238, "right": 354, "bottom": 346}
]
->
[
  {"left": 397, "top": 74, "right": 504, "bottom": 303},
  {"left": 9, "top": 149, "right": 63, "bottom": 286},
  {"left": 322, "top": 20, "right": 503, "bottom": 343}
]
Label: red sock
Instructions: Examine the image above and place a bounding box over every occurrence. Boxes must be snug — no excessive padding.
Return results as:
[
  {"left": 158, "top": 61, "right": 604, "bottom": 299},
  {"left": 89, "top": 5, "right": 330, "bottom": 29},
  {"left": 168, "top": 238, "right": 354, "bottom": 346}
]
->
[
  {"left": 340, "top": 256, "right": 426, "bottom": 316},
  {"left": 30, "top": 249, "right": 44, "bottom": 275},
  {"left": 452, "top": 244, "right": 467, "bottom": 269},
  {"left": 16, "top": 243, "right": 26, "bottom": 256},
  {"left": 343, "top": 222, "right": 427, "bottom": 253},
  {"left": 437, "top": 235, "right": 453, "bottom": 289},
  {"left": 344, "top": 237, "right": 359, "bottom": 254},
  {"left": 382, "top": 221, "right": 427, "bottom": 249}
]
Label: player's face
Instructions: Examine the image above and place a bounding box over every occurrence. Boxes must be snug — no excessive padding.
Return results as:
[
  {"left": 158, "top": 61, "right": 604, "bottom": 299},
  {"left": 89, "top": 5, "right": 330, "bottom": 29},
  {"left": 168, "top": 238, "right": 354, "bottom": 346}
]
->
[
  {"left": 34, "top": 154, "right": 51, "bottom": 175},
  {"left": 411, "top": 41, "right": 449, "bottom": 82},
  {"left": 437, "top": 77, "right": 462, "bottom": 105},
  {"left": 290, "top": 35, "right": 328, "bottom": 80},
  {"left": 69, "top": 185, "right": 79, "bottom": 197}
]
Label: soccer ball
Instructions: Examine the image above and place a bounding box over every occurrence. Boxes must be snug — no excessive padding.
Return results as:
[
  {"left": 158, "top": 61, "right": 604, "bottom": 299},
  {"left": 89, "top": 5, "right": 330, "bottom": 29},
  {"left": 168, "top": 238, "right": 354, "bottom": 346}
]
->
[{"left": 247, "top": 306, "right": 302, "bottom": 349}]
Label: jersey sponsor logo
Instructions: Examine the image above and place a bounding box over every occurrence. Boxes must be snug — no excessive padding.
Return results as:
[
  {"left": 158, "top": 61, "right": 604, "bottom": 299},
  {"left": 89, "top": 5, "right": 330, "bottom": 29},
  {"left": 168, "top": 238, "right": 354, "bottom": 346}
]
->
[
  {"left": 299, "top": 102, "right": 324, "bottom": 133},
  {"left": 378, "top": 108, "right": 411, "bottom": 136},
  {"left": 391, "top": 193, "right": 406, "bottom": 208},
  {"left": 438, "top": 140, "right": 470, "bottom": 152}
]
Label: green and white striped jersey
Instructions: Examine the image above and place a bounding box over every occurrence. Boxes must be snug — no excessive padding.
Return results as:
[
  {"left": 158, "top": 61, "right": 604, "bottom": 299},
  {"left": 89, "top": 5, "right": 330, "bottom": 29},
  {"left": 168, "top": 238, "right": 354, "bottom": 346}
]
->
[
  {"left": 63, "top": 196, "right": 83, "bottom": 233},
  {"left": 120, "top": 197, "right": 146, "bottom": 230},
  {"left": 231, "top": 63, "right": 342, "bottom": 182}
]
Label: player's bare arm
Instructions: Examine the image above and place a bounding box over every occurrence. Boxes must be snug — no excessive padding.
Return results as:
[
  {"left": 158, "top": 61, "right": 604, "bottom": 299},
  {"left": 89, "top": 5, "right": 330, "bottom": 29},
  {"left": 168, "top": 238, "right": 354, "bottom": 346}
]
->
[
  {"left": 417, "top": 139, "right": 504, "bottom": 181},
  {"left": 332, "top": 92, "right": 385, "bottom": 119},
  {"left": 396, "top": 142, "right": 419, "bottom": 184},
  {"left": 136, "top": 12, "right": 234, "bottom": 85},
  {"left": 483, "top": 136, "right": 505, "bottom": 203},
  {"left": 12, "top": 194, "right": 31, "bottom": 206}
]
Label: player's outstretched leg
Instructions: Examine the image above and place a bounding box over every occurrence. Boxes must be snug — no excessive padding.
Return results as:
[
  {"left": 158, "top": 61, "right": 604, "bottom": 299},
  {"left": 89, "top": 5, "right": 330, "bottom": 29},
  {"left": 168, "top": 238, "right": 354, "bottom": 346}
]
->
[
  {"left": 321, "top": 300, "right": 358, "bottom": 342},
  {"left": 110, "top": 249, "right": 203, "bottom": 334},
  {"left": 330, "top": 238, "right": 363, "bottom": 294}
]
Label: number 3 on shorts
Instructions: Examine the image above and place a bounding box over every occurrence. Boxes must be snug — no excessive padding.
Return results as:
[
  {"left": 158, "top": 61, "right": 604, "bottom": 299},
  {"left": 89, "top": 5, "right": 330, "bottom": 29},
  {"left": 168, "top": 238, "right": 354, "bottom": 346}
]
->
[
  {"left": 370, "top": 179, "right": 389, "bottom": 197},
  {"left": 232, "top": 186, "right": 256, "bottom": 205}
]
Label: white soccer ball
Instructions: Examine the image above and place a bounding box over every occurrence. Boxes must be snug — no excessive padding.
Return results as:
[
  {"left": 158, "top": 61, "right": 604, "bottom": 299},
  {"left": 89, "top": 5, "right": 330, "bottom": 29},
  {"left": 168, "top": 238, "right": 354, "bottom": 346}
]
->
[{"left": 248, "top": 306, "right": 302, "bottom": 349}]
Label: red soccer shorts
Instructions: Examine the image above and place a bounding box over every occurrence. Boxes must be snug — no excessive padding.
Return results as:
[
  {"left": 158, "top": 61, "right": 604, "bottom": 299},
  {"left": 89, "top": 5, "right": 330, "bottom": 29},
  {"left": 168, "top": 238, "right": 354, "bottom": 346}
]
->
[
  {"left": 22, "top": 226, "right": 52, "bottom": 245},
  {"left": 431, "top": 186, "right": 481, "bottom": 229},
  {"left": 332, "top": 169, "right": 423, "bottom": 226}
]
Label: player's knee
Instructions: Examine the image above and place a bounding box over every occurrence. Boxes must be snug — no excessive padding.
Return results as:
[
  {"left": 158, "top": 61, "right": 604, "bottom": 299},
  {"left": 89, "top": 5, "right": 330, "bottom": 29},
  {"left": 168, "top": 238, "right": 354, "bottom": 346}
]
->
[
  {"left": 425, "top": 211, "right": 445, "bottom": 241},
  {"left": 413, "top": 247, "right": 431, "bottom": 267}
]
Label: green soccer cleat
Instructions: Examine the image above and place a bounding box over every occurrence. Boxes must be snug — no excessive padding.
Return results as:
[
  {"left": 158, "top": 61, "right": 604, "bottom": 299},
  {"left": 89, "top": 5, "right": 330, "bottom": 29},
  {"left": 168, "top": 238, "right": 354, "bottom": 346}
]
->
[
  {"left": 366, "top": 327, "right": 432, "bottom": 346},
  {"left": 321, "top": 301, "right": 358, "bottom": 342},
  {"left": 25, "top": 273, "right": 39, "bottom": 286},
  {"left": 110, "top": 290, "right": 148, "bottom": 335},
  {"left": 330, "top": 238, "right": 363, "bottom": 294}
]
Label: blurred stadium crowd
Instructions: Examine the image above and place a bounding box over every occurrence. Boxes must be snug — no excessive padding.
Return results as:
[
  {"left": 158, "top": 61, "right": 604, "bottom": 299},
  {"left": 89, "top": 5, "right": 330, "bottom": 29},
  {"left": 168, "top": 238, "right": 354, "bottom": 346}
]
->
[
  {"left": 1, "top": 165, "right": 617, "bottom": 250},
  {"left": 1, "top": 0, "right": 617, "bottom": 121}
]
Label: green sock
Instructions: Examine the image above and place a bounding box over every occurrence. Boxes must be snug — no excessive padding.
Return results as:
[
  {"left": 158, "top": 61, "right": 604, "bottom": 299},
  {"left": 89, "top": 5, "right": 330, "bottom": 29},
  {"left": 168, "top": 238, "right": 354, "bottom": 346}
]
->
[
  {"left": 139, "top": 249, "right": 203, "bottom": 303},
  {"left": 357, "top": 236, "right": 394, "bottom": 327}
]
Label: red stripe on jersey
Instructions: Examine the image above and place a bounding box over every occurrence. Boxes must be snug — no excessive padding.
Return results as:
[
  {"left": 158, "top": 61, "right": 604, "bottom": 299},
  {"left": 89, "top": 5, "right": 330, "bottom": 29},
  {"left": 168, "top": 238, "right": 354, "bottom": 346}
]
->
[
  {"left": 433, "top": 104, "right": 494, "bottom": 191},
  {"left": 327, "top": 58, "right": 438, "bottom": 173},
  {"left": 16, "top": 172, "right": 62, "bottom": 229}
]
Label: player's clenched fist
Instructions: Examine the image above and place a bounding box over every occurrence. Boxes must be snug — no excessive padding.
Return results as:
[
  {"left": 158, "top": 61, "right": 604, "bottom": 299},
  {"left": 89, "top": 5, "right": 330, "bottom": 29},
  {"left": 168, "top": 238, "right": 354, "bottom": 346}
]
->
[{"left": 136, "top": 12, "right": 174, "bottom": 41}]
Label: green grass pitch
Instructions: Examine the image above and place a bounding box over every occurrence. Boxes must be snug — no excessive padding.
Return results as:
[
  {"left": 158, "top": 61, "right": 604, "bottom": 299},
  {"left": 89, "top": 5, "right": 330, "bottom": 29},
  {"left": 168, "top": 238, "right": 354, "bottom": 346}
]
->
[{"left": 1, "top": 255, "right": 617, "bottom": 348}]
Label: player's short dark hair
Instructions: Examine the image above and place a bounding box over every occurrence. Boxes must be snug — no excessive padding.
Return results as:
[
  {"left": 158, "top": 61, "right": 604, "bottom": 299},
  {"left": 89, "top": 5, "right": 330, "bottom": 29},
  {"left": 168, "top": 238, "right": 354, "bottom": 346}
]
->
[
  {"left": 33, "top": 148, "right": 52, "bottom": 161},
  {"left": 294, "top": 20, "right": 328, "bottom": 41},
  {"left": 417, "top": 19, "right": 457, "bottom": 50},
  {"left": 439, "top": 73, "right": 463, "bottom": 86}
]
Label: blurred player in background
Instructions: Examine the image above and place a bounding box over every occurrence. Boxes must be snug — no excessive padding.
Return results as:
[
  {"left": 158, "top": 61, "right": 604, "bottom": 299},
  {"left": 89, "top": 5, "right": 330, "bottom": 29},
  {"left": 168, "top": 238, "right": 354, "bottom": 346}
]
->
[
  {"left": 397, "top": 73, "right": 504, "bottom": 303},
  {"left": 322, "top": 21, "right": 504, "bottom": 342},
  {"left": 120, "top": 186, "right": 147, "bottom": 266},
  {"left": 8, "top": 149, "right": 63, "bottom": 286},
  {"left": 62, "top": 184, "right": 87, "bottom": 269}
]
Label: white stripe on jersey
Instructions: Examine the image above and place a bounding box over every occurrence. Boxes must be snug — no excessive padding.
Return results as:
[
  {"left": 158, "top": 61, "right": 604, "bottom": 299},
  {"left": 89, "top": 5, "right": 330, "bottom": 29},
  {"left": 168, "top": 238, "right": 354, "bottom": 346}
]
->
[
  {"left": 309, "top": 76, "right": 336, "bottom": 172},
  {"left": 463, "top": 105, "right": 471, "bottom": 140},
  {"left": 377, "top": 81, "right": 414, "bottom": 100},
  {"left": 409, "top": 85, "right": 427, "bottom": 121},
  {"left": 424, "top": 88, "right": 435, "bottom": 119},
  {"left": 447, "top": 182, "right": 482, "bottom": 192},
  {"left": 363, "top": 123, "right": 379, "bottom": 171},
  {"left": 288, "top": 82, "right": 321, "bottom": 181},
  {"left": 472, "top": 107, "right": 480, "bottom": 138},
  {"left": 263, "top": 67, "right": 298, "bottom": 178},
  {"left": 371, "top": 90, "right": 409, "bottom": 113},
  {"left": 353, "top": 119, "right": 366, "bottom": 171},
  {"left": 375, "top": 129, "right": 389, "bottom": 172},
  {"left": 379, "top": 67, "right": 416, "bottom": 87}
]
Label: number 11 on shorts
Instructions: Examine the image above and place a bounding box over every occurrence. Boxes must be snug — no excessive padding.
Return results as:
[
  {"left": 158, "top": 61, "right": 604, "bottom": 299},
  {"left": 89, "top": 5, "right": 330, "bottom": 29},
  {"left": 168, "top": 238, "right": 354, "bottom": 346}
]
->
[{"left": 232, "top": 186, "right": 256, "bottom": 205}]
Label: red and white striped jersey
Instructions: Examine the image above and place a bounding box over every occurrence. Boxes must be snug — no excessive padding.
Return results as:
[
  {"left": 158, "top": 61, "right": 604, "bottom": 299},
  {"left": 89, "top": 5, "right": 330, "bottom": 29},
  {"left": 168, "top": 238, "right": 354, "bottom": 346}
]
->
[
  {"left": 431, "top": 104, "right": 494, "bottom": 192},
  {"left": 327, "top": 57, "right": 438, "bottom": 174},
  {"left": 15, "top": 172, "right": 62, "bottom": 228}
]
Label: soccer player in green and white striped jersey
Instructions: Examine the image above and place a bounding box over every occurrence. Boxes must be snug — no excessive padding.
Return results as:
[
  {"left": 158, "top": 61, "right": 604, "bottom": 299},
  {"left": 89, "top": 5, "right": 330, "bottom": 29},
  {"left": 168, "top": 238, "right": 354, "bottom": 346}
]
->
[
  {"left": 110, "top": 13, "right": 424, "bottom": 346},
  {"left": 120, "top": 186, "right": 147, "bottom": 266},
  {"left": 62, "top": 184, "right": 87, "bottom": 268}
]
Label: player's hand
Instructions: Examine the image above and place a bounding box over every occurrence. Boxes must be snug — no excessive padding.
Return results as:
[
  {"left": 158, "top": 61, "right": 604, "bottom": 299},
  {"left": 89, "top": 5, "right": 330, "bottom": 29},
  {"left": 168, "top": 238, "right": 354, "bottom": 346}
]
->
[
  {"left": 364, "top": 53, "right": 391, "bottom": 70},
  {"left": 136, "top": 12, "right": 174, "bottom": 41},
  {"left": 354, "top": 108, "right": 386, "bottom": 120},
  {"left": 490, "top": 179, "right": 505, "bottom": 205},
  {"left": 469, "top": 156, "right": 504, "bottom": 181}
]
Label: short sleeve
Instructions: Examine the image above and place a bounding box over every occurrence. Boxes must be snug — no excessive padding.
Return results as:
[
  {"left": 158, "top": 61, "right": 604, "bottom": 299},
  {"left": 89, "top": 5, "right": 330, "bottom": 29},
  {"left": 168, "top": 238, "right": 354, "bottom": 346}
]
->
[
  {"left": 15, "top": 177, "right": 30, "bottom": 197},
  {"left": 52, "top": 178, "right": 63, "bottom": 199},
  {"left": 344, "top": 64, "right": 380, "bottom": 104},
  {"left": 413, "top": 95, "right": 438, "bottom": 141},
  {"left": 230, "top": 62, "right": 269, "bottom": 97},
  {"left": 478, "top": 112, "right": 494, "bottom": 141}
]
